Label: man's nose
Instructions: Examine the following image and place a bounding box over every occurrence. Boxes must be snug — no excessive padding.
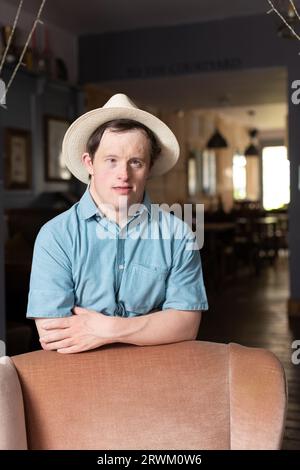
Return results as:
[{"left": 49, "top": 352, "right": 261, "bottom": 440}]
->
[{"left": 117, "top": 163, "right": 130, "bottom": 180}]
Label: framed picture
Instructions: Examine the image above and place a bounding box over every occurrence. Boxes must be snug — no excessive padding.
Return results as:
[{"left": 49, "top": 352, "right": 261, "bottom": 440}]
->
[
  {"left": 44, "top": 115, "right": 71, "bottom": 181},
  {"left": 4, "top": 128, "right": 31, "bottom": 189}
]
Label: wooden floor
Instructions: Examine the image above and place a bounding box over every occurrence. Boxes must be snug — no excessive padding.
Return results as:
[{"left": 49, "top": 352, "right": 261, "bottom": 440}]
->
[{"left": 198, "top": 253, "right": 300, "bottom": 450}]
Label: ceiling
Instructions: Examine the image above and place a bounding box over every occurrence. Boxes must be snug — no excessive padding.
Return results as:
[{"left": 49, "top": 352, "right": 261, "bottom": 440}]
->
[
  {"left": 5, "top": 0, "right": 270, "bottom": 34},
  {"left": 3, "top": 0, "right": 288, "bottom": 130},
  {"left": 106, "top": 67, "right": 287, "bottom": 109},
  {"left": 209, "top": 103, "right": 287, "bottom": 131},
  {"left": 105, "top": 67, "right": 287, "bottom": 130}
]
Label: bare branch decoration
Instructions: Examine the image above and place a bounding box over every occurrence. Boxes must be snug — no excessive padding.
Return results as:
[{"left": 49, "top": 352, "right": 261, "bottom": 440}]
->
[
  {"left": 5, "top": 0, "right": 47, "bottom": 94},
  {"left": 290, "top": 0, "right": 300, "bottom": 21},
  {"left": 0, "top": 0, "right": 23, "bottom": 75},
  {"left": 0, "top": 0, "right": 47, "bottom": 105},
  {"left": 266, "top": 0, "right": 300, "bottom": 41}
]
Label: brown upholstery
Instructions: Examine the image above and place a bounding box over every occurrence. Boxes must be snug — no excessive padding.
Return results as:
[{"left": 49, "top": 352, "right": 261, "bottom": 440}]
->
[{"left": 0, "top": 341, "right": 287, "bottom": 450}]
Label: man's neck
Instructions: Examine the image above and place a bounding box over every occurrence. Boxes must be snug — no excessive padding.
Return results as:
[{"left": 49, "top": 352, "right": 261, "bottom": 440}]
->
[{"left": 88, "top": 185, "right": 143, "bottom": 228}]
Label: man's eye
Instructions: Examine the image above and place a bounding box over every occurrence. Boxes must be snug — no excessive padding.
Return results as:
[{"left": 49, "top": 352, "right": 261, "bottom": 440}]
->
[
  {"left": 131, "top": 160, "right": 143, "bottom": 167},
  {"left": 106, "top": 158, "right": 116, "bottom": 164}
]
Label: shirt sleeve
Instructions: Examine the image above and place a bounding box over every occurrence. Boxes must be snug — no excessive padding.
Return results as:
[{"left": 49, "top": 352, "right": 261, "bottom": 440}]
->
[
  {"left": 26, "top": 224, "right": 74, "bottom": 318},
  {"left": 162, "top": 226, "right": 208, "bottom": 312}
]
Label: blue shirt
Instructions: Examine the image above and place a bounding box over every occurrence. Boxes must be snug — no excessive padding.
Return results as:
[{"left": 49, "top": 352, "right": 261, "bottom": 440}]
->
[{"left": 26, "top": 189, "right": 208, "bottom": 318}]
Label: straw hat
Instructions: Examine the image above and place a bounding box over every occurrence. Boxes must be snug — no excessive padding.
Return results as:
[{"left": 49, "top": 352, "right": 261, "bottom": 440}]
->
[{"left": 62, "top": 93, "right": 180, "bottom": 183}]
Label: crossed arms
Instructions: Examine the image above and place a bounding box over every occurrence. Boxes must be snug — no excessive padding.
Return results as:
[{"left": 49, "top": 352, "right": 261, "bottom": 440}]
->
[{"left": 36, "top": 307, "right": 202, "bottom": 354}]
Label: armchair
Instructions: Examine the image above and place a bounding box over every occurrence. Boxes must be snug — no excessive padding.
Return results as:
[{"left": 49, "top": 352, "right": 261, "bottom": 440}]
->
[{"left": 0, "top": 341, "right": 287, "bottom": 450}]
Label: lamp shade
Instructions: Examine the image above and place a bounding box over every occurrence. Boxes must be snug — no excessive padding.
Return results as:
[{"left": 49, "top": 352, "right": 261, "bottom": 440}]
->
[
  {"left": 245, "top": 143, "right": 259, "bottom": 156},
  {"left": 206, "top": 129, "right": 228, "bottom": 149},
  {"left": 245, "top": 128, "right": 259, "bottom": 157}
]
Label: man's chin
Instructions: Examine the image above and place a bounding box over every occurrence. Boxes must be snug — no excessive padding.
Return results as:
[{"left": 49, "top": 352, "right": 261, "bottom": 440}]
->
[{"left": 112, "top": 192, "right": 145, "bottom": 211}]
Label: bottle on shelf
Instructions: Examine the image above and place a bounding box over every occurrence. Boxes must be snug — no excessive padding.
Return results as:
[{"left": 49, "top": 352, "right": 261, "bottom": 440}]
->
[
  {"left": 37, "top": 27, "right": 52, "bottom": 77},
  {"left": 23, "top": 45, "right": 34, "bottom": 71},
  {"left": 1, "top": 25, "right": 17, "bottom": 65}
]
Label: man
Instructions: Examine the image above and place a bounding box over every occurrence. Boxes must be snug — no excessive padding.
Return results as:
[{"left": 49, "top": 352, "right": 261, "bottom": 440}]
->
[{"left": 26, "top": 93, "right": 208, "bottom": 353}]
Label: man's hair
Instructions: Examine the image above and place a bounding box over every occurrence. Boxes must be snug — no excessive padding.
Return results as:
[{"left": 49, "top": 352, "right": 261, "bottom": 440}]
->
[{"left": 86, "top": 119, "right": 161, "bottom": 168}]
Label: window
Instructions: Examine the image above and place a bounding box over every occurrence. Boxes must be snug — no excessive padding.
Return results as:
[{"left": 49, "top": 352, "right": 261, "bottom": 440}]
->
[
  {"left": 187, "top": 149, "right": 216, "bottom": 197},
  {"left": 202, "top": 150, "right": 216, "bottom": 195},
  {"left": 188, "top": 153, "right": 197, "bottom": 196},
  {"left": 233, "top": 153, "right": 247, "bottom": 200},
  {"left": 262, "top": 146, "right": 289, "bottom": 210}
]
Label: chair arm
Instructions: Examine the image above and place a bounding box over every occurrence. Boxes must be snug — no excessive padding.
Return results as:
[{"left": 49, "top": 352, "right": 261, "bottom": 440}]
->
[
  {"left": 0, "top": 356, "right": 27, "bottom": 449},
  {"left": 229, "top": 343, "right": 287, "bottom": 450}
]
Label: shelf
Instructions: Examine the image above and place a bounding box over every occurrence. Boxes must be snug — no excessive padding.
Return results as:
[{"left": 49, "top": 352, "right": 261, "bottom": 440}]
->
[{"left": 1, "top": 62, "right": 80, "bottom": 91}]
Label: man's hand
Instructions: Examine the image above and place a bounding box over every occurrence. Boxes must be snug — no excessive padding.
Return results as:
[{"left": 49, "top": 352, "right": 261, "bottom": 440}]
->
[{"left": 37, "top": 307, "right": 118, "bottom": 354}]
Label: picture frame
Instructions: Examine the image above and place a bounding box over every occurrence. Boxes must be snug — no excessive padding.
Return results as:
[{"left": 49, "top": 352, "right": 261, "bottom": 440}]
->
[
  {"left": 44, "top": 115, "right": 71, "bottom": 182},
  {"left": 4, "top": 128, "right": 31, "bottom": 190}
]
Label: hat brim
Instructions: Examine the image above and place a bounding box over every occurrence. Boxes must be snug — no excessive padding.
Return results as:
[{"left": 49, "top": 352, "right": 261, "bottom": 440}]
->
[{"left": 62, "top": 107, "right": 180, "bottom": 184}]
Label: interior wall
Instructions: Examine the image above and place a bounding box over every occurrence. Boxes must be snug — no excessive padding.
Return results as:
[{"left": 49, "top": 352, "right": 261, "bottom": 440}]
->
[
  {"left": 1, "top": 68, "right": 82, "bottom": 209},
  {"left": 146, "top": 108, "right": 252, "bottom": 210},
  {"left": 185, "top": 110, "right": 249, "bottom": 211},
  {"left": 0, "top": 163, "right": 5, "bottom": 346},
  {"left": 79, "top": 14, "right": 297, "bottom": 85},
  {"left": 246, "top": 157, "right": 260, "bottom": 201},
  {"left": 147, "top": 110, "right": 188, "bottom": 205}
]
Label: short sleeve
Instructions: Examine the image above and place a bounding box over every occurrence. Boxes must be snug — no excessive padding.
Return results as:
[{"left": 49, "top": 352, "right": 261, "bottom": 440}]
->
[
  {"left": 26, "top": 225, "right": 74, "bottom": 318},
  {"left": 162, "top": 227, "right": 208, "bottom": 312}
]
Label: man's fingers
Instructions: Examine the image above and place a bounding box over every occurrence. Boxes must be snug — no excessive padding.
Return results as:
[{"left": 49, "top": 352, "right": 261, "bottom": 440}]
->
[
  {"left": 42, "top": 318, "right": 71, "bottom": 330},
  {"left": 41, "top": 338, "right": 73, "bottom": 351},
  {"left": 40, "top": 330, "right": 71, "bottom": 344},
  {"left": 57, "top": 346, "right": 81, "bottom": 354}
]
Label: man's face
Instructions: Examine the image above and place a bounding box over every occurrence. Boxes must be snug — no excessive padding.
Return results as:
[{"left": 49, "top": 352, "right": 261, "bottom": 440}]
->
[{"left": 83, "top": 128, "right": 151, "bottom": 213}]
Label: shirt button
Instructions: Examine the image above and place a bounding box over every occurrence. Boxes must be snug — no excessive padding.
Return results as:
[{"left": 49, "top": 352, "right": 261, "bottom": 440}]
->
[{"left": 119, "top": 264, "right": 124, "bottom": 270}]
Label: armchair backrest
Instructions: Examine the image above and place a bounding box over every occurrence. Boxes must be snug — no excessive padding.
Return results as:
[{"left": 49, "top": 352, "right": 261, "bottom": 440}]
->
[{"left": 0, "top": 341, "right": 287, "bottom": 450}]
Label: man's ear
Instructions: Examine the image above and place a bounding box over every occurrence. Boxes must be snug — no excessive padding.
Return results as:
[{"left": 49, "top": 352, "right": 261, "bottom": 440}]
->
[{"left": 82, "top": 152, "right": 94, "bottom": 176}]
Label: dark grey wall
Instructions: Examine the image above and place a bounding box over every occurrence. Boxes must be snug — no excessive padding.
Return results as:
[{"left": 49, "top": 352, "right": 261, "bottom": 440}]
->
[
  {"left": 0, "top": 142, "right": 5, "bottom": 346},
  {"left": 1, "top": 67, "right": 82, "bottom": 209},
  {"left": 78, "top": 14, "right": 297, "bottom": 83},
  {"left": 288, "top": 65, "right": 300, "bottom": 301},
  {"left": 1, "top": 81, "right": 6, "bottom": 345},
  {"left": 0, "top": 68, "right": 83, "bottom": 347}
]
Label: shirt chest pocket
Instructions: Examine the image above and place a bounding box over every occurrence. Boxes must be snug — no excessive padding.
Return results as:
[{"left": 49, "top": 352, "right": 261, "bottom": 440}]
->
[{"left": 122, "top": 263, "right": 168, "bottom": 314}]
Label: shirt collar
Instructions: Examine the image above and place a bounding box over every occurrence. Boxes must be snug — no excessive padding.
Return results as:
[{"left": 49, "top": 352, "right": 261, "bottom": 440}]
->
[
  {"left": 78, "top": 188, "right": 152, "bottom": 221},
  {"left": 78, "top": 187, "right": 99, "bottom": 220}
]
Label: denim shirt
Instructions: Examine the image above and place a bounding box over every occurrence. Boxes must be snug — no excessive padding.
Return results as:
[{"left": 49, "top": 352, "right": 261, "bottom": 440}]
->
[{"left": 26, "top": 189, "right": 208, "bottom": 318}]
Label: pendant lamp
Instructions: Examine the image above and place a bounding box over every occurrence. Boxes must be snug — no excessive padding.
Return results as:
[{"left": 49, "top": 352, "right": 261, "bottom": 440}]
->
[
  {"left": 245, "top": 129, "right": 259, "bottom": 157},
  {"left": 206, "top": 113, "right": 228, "bottom": 149}
]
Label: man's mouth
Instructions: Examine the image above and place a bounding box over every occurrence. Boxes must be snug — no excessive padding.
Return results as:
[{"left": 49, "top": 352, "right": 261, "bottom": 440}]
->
[{"left": 112, "top": 186, "right": 133, "bottom": 194}]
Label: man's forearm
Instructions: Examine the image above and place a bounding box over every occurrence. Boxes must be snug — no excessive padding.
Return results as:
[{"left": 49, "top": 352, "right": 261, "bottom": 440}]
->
[
  {"left": 35, "top": 308, "right": 202, "bottom": 353},
  {"left": 110, "top": 309, "right": 201, "bottom": 346}
]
